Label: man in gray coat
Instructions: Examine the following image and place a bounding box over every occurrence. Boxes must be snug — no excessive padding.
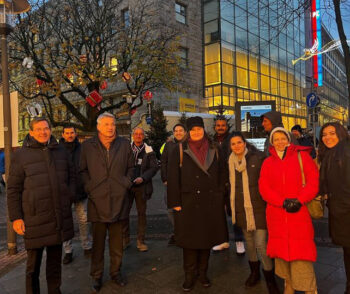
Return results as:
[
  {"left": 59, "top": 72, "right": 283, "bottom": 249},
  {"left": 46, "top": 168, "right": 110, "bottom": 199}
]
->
[{"left": 80, "top": 112, "right": 134, "bottom": 292}]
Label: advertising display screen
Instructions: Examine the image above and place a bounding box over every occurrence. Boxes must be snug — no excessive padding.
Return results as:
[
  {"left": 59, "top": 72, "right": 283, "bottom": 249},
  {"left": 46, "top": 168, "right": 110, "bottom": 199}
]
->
[{"left": 235, "top": 101, "right": 276, "bottom": 134}]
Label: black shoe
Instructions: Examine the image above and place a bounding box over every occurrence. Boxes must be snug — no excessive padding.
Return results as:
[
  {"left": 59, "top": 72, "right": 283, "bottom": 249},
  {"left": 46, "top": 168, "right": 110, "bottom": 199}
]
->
[
  {"left": 92, "top": 278, "right": 102, "bottom": 292},
  {"left": 84, "top": 249, "right": 92, "bottom": 256},
  {"left": 112, "top": 272, "right": 127, "bottom": 287},
  {"left": 198, "top": 275, "right": 211, "bottom": 288},
  {"left": 168, "top": 235, "right": 176, "bottom": 246},
  {"left": 245, "top": 261, "right": 260, "bottom": 287},
  {"left": 62, "top": 253, "right": 73, "bottom": 264},
  {"left": 182, "top": 273, "right": 195, "bottom": 292},
  {"left": 263, "top": 269, "right": 280, "bottom": 294}
]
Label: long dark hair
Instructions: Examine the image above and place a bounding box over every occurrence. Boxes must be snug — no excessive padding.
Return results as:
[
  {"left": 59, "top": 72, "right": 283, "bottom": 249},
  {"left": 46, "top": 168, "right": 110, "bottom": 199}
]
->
[
  {"left": 227, "top": 131, "right": 259, "bottom": 153},
  {"left": 318, "top": 122, "right": 350, "bottom": 163}
]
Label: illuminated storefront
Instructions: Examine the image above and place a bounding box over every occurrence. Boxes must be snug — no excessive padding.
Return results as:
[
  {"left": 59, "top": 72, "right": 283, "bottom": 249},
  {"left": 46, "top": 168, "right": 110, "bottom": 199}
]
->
[{"left": 203, "top": 0, "right": 347, "bottom": 129}]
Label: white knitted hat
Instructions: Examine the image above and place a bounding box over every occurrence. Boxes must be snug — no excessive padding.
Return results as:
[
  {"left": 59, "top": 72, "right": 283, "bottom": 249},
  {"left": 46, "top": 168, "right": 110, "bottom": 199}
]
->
[{"left": 269, "top": 127, "right": 291, "bottom": 145}]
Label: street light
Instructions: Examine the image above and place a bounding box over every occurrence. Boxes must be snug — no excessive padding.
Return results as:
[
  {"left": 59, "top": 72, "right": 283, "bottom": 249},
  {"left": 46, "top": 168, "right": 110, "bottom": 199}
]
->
[{"left": 0, "top": 0, "right": 30, "bottom": 255}]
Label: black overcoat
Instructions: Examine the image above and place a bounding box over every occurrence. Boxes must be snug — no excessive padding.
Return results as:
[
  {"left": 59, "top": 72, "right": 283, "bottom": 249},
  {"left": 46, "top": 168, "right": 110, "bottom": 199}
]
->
[
  {"left": 167, "top": 141, "right": 228, "bottom": 249},
  {"left": 59, "top": 137, "right": 87, "bottom": 202},
  {"left": 80, "top": 136, "right": 134, "bottom": 223},
  {"left": 7, "top": 135, "right": 75, "bottom": 249},
  {"left": 230, "top": 150, "right": 267, "bottom": 230},
  {"left": 320, "top": 141, "right": 350, "bottom": 247}
]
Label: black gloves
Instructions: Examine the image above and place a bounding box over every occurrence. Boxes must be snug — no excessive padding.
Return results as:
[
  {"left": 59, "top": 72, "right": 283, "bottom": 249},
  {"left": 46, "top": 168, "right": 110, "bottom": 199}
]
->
[{"left": 283, "top": 198, "right": 302, "bottom": 213}]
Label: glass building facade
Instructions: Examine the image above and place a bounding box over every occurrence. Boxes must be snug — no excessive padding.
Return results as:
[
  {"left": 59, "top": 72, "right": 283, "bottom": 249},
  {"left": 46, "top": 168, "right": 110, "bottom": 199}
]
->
[{"left": 203, "top": 0, "right": 309, "bottom": 129}]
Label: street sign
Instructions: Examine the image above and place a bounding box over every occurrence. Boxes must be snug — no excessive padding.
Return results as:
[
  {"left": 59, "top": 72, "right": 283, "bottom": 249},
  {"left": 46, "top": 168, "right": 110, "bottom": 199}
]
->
[
  {"left": 146, "top": 116, "right": 152, "bottom": 125},
  {"left": 306, "top": 92, "right": 319, "bottom": 108}
]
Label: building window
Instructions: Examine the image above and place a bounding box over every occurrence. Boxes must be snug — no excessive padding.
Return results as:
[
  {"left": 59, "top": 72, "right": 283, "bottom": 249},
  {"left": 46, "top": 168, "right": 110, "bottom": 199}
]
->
[
  {"left": 122, "top": 8, "right": 130, "bottom": 27},
  {"left": 175, "top": 3, "right": 186, "bottom": 24},
  {"left": 110, "top": 56, "right": 118, "bottom": 73},
  {"left": 178, "top": 47, "right": 188, "bottom": 68}
]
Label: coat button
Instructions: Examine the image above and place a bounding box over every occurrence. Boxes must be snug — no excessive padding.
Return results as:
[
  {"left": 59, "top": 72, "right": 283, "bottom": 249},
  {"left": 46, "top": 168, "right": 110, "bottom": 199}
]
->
[
  {"left": 196, "top": 176, "right": 199, "bottom": 179},
  {"left": 196, "top": 190, "right": 200, "bottom": 194}
]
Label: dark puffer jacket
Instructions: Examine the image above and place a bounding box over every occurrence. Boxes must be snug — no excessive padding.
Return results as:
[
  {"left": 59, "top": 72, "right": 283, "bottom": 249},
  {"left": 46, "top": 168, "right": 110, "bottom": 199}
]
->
[
  {"left": 7, "top": 135, "right": 75, "bottom": 249},
  {"left": 59, "top": 137, "right": 87, "bottom": 202}
]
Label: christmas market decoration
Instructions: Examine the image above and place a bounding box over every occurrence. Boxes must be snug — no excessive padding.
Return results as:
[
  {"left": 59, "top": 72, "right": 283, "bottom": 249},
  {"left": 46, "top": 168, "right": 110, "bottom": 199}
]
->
[
  {"left": 130, "top": 108, "right": 137, "bottom": 116},
  {"left": 85, "top": 90, "right": 103, "bottom": 107},
  {"left": 26, "top": 102, "right": 42, "bottom": 117},
  {"left": 22, "top": 56, "right": 33, "bottom": 68},
  {"left": 100, "top": 80, "right": 108, "bottom": 90},
  {"left": 122, "top": 72, "right": 131, "bottom": 83},
  {"left": 143, "top": 90, "right": 153, "bottom": 101},
  {"left": 36, "top": 78, "right": 44, "bottom": 86}
]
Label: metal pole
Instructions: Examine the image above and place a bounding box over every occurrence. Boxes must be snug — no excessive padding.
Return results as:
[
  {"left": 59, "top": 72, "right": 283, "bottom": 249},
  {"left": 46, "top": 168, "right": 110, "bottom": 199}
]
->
[{"left": 1, "top": 30, "right": 17, "bottom": 255}]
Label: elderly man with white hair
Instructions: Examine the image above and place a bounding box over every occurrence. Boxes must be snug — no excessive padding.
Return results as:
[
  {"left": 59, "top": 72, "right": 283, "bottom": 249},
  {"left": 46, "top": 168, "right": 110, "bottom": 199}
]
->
[
  {"left": 80, "top": 112, "right": 134, "bottom": 292},
  {"left": 122, "top": 127, "right": 158, "bottom": 252}
]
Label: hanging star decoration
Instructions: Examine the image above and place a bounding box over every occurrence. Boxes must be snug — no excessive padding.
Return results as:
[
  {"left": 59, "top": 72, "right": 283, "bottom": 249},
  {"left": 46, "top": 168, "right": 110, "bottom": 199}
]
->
[{"left": 292, "top": 39, "right": 350, "bottom": 65}]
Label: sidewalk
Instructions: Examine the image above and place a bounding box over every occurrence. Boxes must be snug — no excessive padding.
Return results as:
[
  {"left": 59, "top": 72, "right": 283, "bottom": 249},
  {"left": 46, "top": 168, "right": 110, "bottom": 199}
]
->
[{"left": 0, "top": 239, "right": 346, "bottom": 294}]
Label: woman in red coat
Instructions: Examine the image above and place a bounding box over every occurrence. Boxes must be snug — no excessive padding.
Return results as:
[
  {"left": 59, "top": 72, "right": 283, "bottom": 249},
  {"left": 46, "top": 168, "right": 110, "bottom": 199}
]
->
[{"left": 259, "top": 127, "right": 319, "bottom": 294}]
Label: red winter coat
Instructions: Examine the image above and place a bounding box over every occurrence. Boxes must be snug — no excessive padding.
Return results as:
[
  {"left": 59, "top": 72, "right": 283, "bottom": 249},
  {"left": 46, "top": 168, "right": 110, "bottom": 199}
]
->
[{"left": 259, "top": 144, "right": 319, "bottom": 262}]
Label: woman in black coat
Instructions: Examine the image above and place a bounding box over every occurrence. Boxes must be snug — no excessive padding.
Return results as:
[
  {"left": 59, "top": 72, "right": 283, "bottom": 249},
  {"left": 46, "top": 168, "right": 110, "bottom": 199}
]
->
[
  {"left": 318, "top": 122, "right": 350, "bottom": 294},
  {"left": 167, "top": 116, "right": 228, "bottom": 292},
  {"left": 227, "top": 132, "right": 279, "bottom": 294}
]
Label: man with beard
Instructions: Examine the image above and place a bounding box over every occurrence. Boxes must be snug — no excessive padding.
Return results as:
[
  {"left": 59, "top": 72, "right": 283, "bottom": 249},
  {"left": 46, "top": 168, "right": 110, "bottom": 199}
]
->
[
  {"left": 212, "top": 117, "right": 245, "bottom": 256},
  {"left": 160, "top": 123, "right": 187, "bottom": 245},
  {"left": 60, "top": 126, "right": 92, "bottom": 264}
]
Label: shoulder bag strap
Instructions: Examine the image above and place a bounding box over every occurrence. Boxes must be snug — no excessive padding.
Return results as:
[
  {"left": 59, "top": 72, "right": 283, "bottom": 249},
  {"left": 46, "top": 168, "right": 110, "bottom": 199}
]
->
[{"left": 297, "top": 151, "right": 306, "bottom": 187}]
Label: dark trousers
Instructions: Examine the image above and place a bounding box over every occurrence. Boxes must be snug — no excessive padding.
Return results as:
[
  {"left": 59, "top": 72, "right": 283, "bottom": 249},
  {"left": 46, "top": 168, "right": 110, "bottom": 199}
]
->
[
  {"left": 91, "top": 222, "right": 123, "bottom": 280},
  {"left": 343, "top": 247, "right": 350, "bottom": 292},
  {"left": 183, "top": 248, "right": 210, "bottom": 278},
  {"left": 26, "top": 244, "right": 62, "bottom": 294},
  {"left": 233, "top": 223, "right": 244, "bottom": 242},
  {"left": 122, "top": 186, "right": 147, "bottom": 242}
]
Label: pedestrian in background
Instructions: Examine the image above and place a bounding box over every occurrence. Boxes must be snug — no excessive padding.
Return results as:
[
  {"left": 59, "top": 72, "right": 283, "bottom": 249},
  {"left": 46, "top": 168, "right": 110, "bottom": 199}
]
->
[
  {"left": 212, "top": 117, "right": 245, "bottom": 255},
  {"left": 291, "top": 124, "right": 316, "bottom": 159},
  {"left": 318, "top": 122, "right": 350, "bottom": 294},
  {"left": 259, "top": 127, "right": 319, "bottom": 294},
  {"left": 167, "top": 116, "right": 228, "bottom": 292},
  {"left": 7, "top": 117, "right": 75, "bottom": 294},
  {"left": 160, "top": 123, "right": 187, "bottom": 246},
  {"left": 122, "top": 127, "right": 158, "bottom": 252},
  {"left": 59, "top": 126, "right": 92, "bottom": 264},
  {"left": 80, "top": 112, "right": 134, "bottom": 292},
  {"left": 227, "top": 131, "right": 279, "bottom": 294}
]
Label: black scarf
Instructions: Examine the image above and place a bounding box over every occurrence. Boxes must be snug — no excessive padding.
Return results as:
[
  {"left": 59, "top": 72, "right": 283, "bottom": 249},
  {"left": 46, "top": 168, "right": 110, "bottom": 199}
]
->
[{"left": 132, "top": 143, "right": 145, "bottom": 165}]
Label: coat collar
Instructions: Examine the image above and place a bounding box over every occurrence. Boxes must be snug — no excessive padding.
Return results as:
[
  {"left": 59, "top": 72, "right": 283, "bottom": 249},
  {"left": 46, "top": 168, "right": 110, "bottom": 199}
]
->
[{"left": 184, "top": 144, "right": 216, "bottom": 175}]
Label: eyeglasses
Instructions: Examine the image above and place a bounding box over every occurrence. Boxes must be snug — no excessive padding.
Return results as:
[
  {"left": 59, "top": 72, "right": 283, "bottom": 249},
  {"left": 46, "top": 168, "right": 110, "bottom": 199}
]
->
[{"left": 32, "top": 127, "right": 50, "bottom": 132}]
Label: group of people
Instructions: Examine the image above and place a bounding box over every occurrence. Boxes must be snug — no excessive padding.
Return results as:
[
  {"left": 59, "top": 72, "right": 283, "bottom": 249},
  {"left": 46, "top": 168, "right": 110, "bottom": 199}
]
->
[{"left": 4, "top": 110, "right": 350, "bottom": 294}]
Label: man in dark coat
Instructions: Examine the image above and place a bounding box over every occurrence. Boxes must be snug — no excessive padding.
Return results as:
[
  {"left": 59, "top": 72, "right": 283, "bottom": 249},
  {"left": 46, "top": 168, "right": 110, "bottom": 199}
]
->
[
  {"left": 291, "top": 124, "right": 316, "bottom": 159},
  {"left": 122, "top": 127, "right": 158, "bottom": 252},
  {"left": 261, "top": 110, "right": 298, "bottom": 155},
  {"left": 59, "top": 126, "right": 92, "bottom": 264},
  {"left": 212, "top": 117, "right": 246, "bottom": 255},
  {"left": 160, "top": 123, "right": 187, "bottom": 246},
  {"left": 79, "top": 112, "right": 134, "bottom": 292},
  {"left": 7, "top": 117, "right": 75, "bottom": 294}
]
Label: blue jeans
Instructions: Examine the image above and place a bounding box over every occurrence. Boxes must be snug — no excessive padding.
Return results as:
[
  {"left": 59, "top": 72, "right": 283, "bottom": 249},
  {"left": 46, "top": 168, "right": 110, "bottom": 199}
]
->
[{"left": 233, "top": 224, "right": 244, "bottom": 242}]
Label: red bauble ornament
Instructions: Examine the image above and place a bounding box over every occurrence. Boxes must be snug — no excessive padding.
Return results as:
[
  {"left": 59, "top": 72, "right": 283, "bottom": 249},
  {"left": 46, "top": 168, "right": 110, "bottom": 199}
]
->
[
  {"left": 36, "top": 79, "right": 44, "bottom": 86},
  {"left": 100, "top": 81, "right": 108, "bottom": 90}
]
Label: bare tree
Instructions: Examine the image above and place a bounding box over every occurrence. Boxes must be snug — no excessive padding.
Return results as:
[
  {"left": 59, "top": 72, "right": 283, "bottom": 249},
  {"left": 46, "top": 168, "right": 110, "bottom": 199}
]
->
[{"left": 9, "top": 0, "right": 182, "bottom": 131}]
